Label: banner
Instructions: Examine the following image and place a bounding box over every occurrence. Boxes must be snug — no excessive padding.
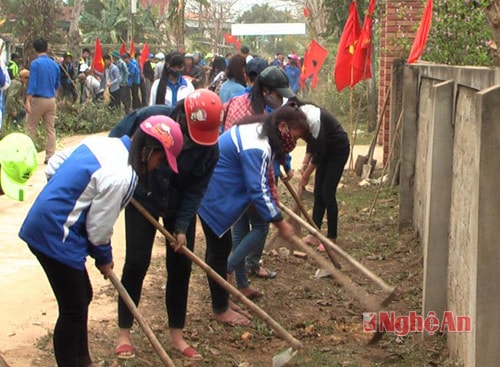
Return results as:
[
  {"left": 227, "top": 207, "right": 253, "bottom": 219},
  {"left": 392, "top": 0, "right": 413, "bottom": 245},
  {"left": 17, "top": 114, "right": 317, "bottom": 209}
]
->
[
  {"left": 408, "top": 0, "right": 433, "bottom": 64},
  {"left": 92, "top": 37, "right": 104, "bottom": 73},
  {"left": 334, "top": 1, "right": 361, "bottom": 92},
  {"left": 351, "top": 0, "right": 376, "bottom": 87},
  {"left": 300, "top": 39, "right": 328, "bottom": 89}
]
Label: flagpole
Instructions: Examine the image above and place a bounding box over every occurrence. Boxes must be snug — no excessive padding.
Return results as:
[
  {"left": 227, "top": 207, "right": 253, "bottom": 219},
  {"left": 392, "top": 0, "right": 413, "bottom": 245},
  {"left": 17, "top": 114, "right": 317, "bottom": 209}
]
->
[{"left": 348, "top": 66, "right": 355, "bottom": 173}]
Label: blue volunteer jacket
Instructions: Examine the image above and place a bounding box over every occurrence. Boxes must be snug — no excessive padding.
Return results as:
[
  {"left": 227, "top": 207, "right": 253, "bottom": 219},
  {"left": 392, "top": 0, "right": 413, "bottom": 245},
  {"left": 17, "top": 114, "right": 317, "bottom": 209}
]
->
[
  {"left": 19, "top": 136, "right": 138, "bottom": 270},
  {"left": 198, "top": 123, "right": 282, "bottom": 237}
]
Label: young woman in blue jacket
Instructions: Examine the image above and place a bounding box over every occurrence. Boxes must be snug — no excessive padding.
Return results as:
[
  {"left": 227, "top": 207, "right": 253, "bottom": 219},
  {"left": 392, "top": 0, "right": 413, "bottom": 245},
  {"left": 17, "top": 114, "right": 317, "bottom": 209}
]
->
[
  {"left": 18, "top": 116, "right": 183, "bottom": 367},
  {"left": 114, "top": 89, "right": 223, "bottom": 361},
  {"left": 197, "top": 104, "right": 310, "bottom": 326}
]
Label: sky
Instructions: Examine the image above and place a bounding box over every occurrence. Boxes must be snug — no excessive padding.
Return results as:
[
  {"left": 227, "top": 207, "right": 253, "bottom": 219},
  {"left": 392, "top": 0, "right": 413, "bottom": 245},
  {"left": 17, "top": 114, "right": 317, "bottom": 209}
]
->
[{"left": 233, "top": 0, "right": 292, "bottom": 14}]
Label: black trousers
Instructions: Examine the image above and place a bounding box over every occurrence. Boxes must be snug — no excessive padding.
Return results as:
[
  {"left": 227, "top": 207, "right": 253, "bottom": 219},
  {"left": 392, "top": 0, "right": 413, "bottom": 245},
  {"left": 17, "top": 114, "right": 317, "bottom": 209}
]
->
[
  {"left": 29, "top": 246, "right": 93, "bottom": 367},
  {"left": 200, "top": 218, "right": 232, "bottom": 314},
  {"left": 120, "top": 85, "right": 131, "bottom": 114},
  {"left": 312, "top": 145, "right": 350, "bottom": 239},
  {"left": 118, "top": 204, "right": 195, "bottom": 329},
  {"left": 109, "top": 89, "right": 121, "bottom": 109},
  {"left": 131, "top": 84, "right": 141, "bottom": 110}
]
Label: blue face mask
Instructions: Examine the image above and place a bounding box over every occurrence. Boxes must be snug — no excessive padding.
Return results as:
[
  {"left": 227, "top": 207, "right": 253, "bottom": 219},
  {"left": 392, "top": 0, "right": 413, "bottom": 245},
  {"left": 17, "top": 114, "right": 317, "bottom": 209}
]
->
[{"left": 168, "top": 68, "right": 181, "bottom": 78}]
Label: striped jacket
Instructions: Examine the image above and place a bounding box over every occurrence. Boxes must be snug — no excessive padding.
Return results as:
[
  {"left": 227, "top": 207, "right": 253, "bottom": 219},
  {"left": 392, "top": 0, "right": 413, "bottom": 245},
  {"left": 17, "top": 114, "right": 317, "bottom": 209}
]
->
[{"left": 19, "top": 136, "right": 137, "bottom": 270}]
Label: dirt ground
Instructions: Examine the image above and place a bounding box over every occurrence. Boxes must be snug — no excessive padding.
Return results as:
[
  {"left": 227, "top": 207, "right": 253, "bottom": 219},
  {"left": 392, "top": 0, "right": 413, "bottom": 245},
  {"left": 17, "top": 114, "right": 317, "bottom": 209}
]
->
[{"left": 0, "top": 136, "right": 453, "bottom": 367}]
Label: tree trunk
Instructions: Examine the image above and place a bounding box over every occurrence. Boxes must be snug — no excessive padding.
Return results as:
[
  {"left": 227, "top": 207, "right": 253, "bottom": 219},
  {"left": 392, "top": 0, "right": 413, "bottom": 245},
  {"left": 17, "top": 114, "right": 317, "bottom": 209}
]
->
[
  {"left": 68, "top": 0, "right": 83, "bottom": 58},
  {"left": 305, "top": 0, "right": 327, "bottom": 38},
  {"left": 485, "top": 0, "right": 500, "bottom": 66}
]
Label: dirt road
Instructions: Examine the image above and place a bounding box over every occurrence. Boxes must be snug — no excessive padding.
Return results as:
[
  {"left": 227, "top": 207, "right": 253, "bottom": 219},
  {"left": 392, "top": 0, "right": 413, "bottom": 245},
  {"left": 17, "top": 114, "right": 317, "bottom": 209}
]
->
[{"left": 0, "top": 135, "right": 382, "bottom": 366}]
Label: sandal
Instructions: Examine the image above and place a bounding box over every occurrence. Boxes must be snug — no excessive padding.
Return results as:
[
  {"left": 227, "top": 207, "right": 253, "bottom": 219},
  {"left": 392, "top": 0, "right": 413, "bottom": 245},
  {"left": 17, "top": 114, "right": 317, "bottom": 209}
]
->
[
  {"left": 115, "top": 344, "right": 135, "bottom": 359},
  {"left": 248, "top": 266, "right": 277, "bottom": 279},
  {"left": 212, "top": 310, "right": 252, "bottom": 327},
  {"left": 181, "top": 346, "right": 203, "bottom": 360}
]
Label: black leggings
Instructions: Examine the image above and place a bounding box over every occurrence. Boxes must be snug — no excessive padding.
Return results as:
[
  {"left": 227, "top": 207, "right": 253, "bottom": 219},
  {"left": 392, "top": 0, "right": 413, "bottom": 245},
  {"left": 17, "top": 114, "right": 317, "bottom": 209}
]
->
[
  {"left": 29, "top": 247, "right": 93, "bottom": 367},
  {"left": 200, "top": 218, "right": 233, "bottom": 314},
  {"left": 118, "top": 204, "right": 195, "bottom": 329},
  {"left": 312, "top": 145, "right": 350, "bottom": 239}
]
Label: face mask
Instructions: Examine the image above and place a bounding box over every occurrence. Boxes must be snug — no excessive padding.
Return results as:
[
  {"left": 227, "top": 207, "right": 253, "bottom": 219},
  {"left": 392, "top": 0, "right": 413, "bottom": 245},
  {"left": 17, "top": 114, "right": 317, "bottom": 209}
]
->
[
  {"left": 168, "top": 68, "right": 181, "bottom": 78},
  {"left": 280, "top": 129, "right": 297, "bottom": 153}
]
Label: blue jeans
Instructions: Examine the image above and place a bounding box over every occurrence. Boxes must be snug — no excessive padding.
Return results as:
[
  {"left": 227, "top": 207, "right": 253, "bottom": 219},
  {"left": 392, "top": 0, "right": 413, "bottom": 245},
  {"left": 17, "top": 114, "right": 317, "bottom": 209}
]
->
[{"left": 228, "top": 208, "right": 269, "bottom": 289}]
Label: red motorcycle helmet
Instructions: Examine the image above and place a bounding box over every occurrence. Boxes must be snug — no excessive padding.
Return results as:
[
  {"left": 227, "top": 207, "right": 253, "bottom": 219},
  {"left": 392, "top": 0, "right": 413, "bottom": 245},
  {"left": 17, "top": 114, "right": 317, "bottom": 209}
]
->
[{"left": 184, "top": 89, "right": 223, "bottom": 146}]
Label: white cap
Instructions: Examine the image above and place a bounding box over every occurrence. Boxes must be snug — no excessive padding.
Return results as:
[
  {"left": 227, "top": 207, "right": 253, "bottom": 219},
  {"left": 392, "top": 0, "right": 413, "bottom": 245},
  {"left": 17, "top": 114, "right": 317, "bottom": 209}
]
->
[
  {"left": 155, "top": 52, "right": 165, "bottom": 60},
  {"left": 79, "top": 63, "right": 89, "bottom": 73}
]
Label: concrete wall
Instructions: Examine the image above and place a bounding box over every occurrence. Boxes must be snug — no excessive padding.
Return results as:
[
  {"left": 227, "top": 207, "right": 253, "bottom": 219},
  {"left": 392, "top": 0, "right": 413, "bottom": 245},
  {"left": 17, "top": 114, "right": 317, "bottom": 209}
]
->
[{"left": 399, "top": 63, "right": 500, "bottom": 367}]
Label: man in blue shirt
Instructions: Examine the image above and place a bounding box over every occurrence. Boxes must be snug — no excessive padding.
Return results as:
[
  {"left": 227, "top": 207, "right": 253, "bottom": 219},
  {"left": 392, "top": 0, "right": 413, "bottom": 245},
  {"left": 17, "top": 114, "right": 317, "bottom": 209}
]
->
[{"left": 25, "top": 37, "right": 60, "bottom": 164}]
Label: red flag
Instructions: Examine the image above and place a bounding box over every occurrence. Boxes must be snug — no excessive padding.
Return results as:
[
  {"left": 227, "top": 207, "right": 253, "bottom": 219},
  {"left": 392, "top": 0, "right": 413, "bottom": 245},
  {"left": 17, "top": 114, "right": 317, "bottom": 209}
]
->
[
  {"left": 408, "top": 0, "right": 433, "bottom": 63},
  {"left": 334, "top": 1, "right": 361, "bottom": 92},
  {"left": 92, "top": 37, "right": 104, "bottom": 73},
  {"left": 235, "top": 38, "right": 242, "bottom": 51},
  {"left": 140, "top": 43, "right": 149, "bottom": 70},
  {"left": 129, "top": 39, "right": 135, "bottom": 57},
  {"left": 300, "top": 39, "right": 328, "bottom": 89},
  {"left": 224, "top": 33, "right": 237, "bottom": 44},
  {"left": 351, "top": 0, "right": 375, "bottom": 87},
  {"left": 119, "top": 43, "right": 127, "bottom": 55},
  {"left": 303, "top": 7, "right": 310, "bottom": 17}
]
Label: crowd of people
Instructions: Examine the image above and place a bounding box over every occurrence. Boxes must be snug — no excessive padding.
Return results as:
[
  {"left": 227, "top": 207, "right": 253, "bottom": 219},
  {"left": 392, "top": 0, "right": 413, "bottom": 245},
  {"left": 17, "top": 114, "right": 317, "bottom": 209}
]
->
[{"left": 0, "top": 37, "right": 349, "bottom": 367}]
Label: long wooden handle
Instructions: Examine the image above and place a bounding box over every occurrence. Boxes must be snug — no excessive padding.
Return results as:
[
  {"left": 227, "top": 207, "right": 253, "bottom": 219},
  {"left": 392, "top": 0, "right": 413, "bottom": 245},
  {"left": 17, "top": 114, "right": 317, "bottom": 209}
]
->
[
  {"left": 108, "top": 270, "right": 176, "bottom": 367},
  {"left": 280, "top": 175, "right": 342, "bottom": 269},
  {"left": 289, "top": 235, "right": 381, "bottom": 311},
  {"left": 130, "top": 198, "right": 303, "bottom": 351},
  {"left": 367, "top": 86, "right": 391, "bottom": 162},
  {"left": 279, "top": 202, "right": 395, "bottom": 296}
]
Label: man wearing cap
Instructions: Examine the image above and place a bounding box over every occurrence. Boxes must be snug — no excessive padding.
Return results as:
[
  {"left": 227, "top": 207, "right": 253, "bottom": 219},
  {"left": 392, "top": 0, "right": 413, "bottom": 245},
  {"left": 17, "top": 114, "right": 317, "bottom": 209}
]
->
[
  {"left": 0, "top": 132, "right": 38, "bottom": 201},
  {"left": 112, "top": 51, "right": 130, "bottom": 114},
  {"left": 77, "top": 71, "right": 101, "bottom": 103},
  {"left": 59, "top": 51, "right": 78, "bottom": 104},
  {"left": 154, "top": 52, "right": 166, "bottom": 81},
  {"left": 25, "top": 37, "right": 60, "bottom": 164},
  {"left": 5, "top": 69, "right": 29, "bottom": 126}
]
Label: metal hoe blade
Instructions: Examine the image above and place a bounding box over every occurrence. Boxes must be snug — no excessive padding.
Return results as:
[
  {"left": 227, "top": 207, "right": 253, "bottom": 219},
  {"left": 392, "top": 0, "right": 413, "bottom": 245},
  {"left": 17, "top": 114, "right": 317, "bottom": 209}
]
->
[{"left": 272, "top": 347, "right": 297, "bottom": 367}]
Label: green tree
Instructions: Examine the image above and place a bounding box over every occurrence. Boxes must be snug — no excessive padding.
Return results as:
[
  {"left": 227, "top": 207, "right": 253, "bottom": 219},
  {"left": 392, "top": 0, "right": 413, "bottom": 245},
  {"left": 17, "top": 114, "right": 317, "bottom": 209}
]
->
[
  {"left": 0, "top": 0, "right": 64, "bottom": 62},
  {"left": 80, "top": 0, "right": 129, "bottom": 44},
  {"left": 236, "top": 4, "right": 297, "bottom": 56},
  {"left": 390, "top": 0, "right": 492, "bottom": 66}
]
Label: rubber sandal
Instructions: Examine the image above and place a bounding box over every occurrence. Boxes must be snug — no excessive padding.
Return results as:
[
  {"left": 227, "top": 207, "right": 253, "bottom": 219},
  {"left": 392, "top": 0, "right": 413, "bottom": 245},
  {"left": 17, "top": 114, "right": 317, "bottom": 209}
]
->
[
  {"left": 212, "top": 312, "right": 252, "bottom": 327},
  {"left": 115, "top": 344, "right": 135, "bottom": 359},
  {"left": 255, "top": 266, "right": 278, "bottom": 279},
  {"left": 181, "top": 346, "right": 203, "bottom": 360}
]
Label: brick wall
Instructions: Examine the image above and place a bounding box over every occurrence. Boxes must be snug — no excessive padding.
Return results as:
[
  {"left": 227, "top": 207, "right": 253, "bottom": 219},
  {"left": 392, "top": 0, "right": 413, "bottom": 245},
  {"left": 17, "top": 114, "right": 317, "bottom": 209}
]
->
[{"left": 379, "top": 0, "right": 424, "bottom": 160}]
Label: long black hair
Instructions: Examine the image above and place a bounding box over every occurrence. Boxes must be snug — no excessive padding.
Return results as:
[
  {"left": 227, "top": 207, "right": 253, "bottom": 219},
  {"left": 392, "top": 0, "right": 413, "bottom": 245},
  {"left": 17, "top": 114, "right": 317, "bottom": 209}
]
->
[
  {"left": 236, "top": 104, "right": 309, "bottom": 164},
  {"left": 250, "top": 76, "right": 267, "bottom": 114},
  {"left": 155, "top": 52, "right": 184, "bottom": 105},
  {"left": 128, "top": 129, "right": 163, "bottom": 177}
]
